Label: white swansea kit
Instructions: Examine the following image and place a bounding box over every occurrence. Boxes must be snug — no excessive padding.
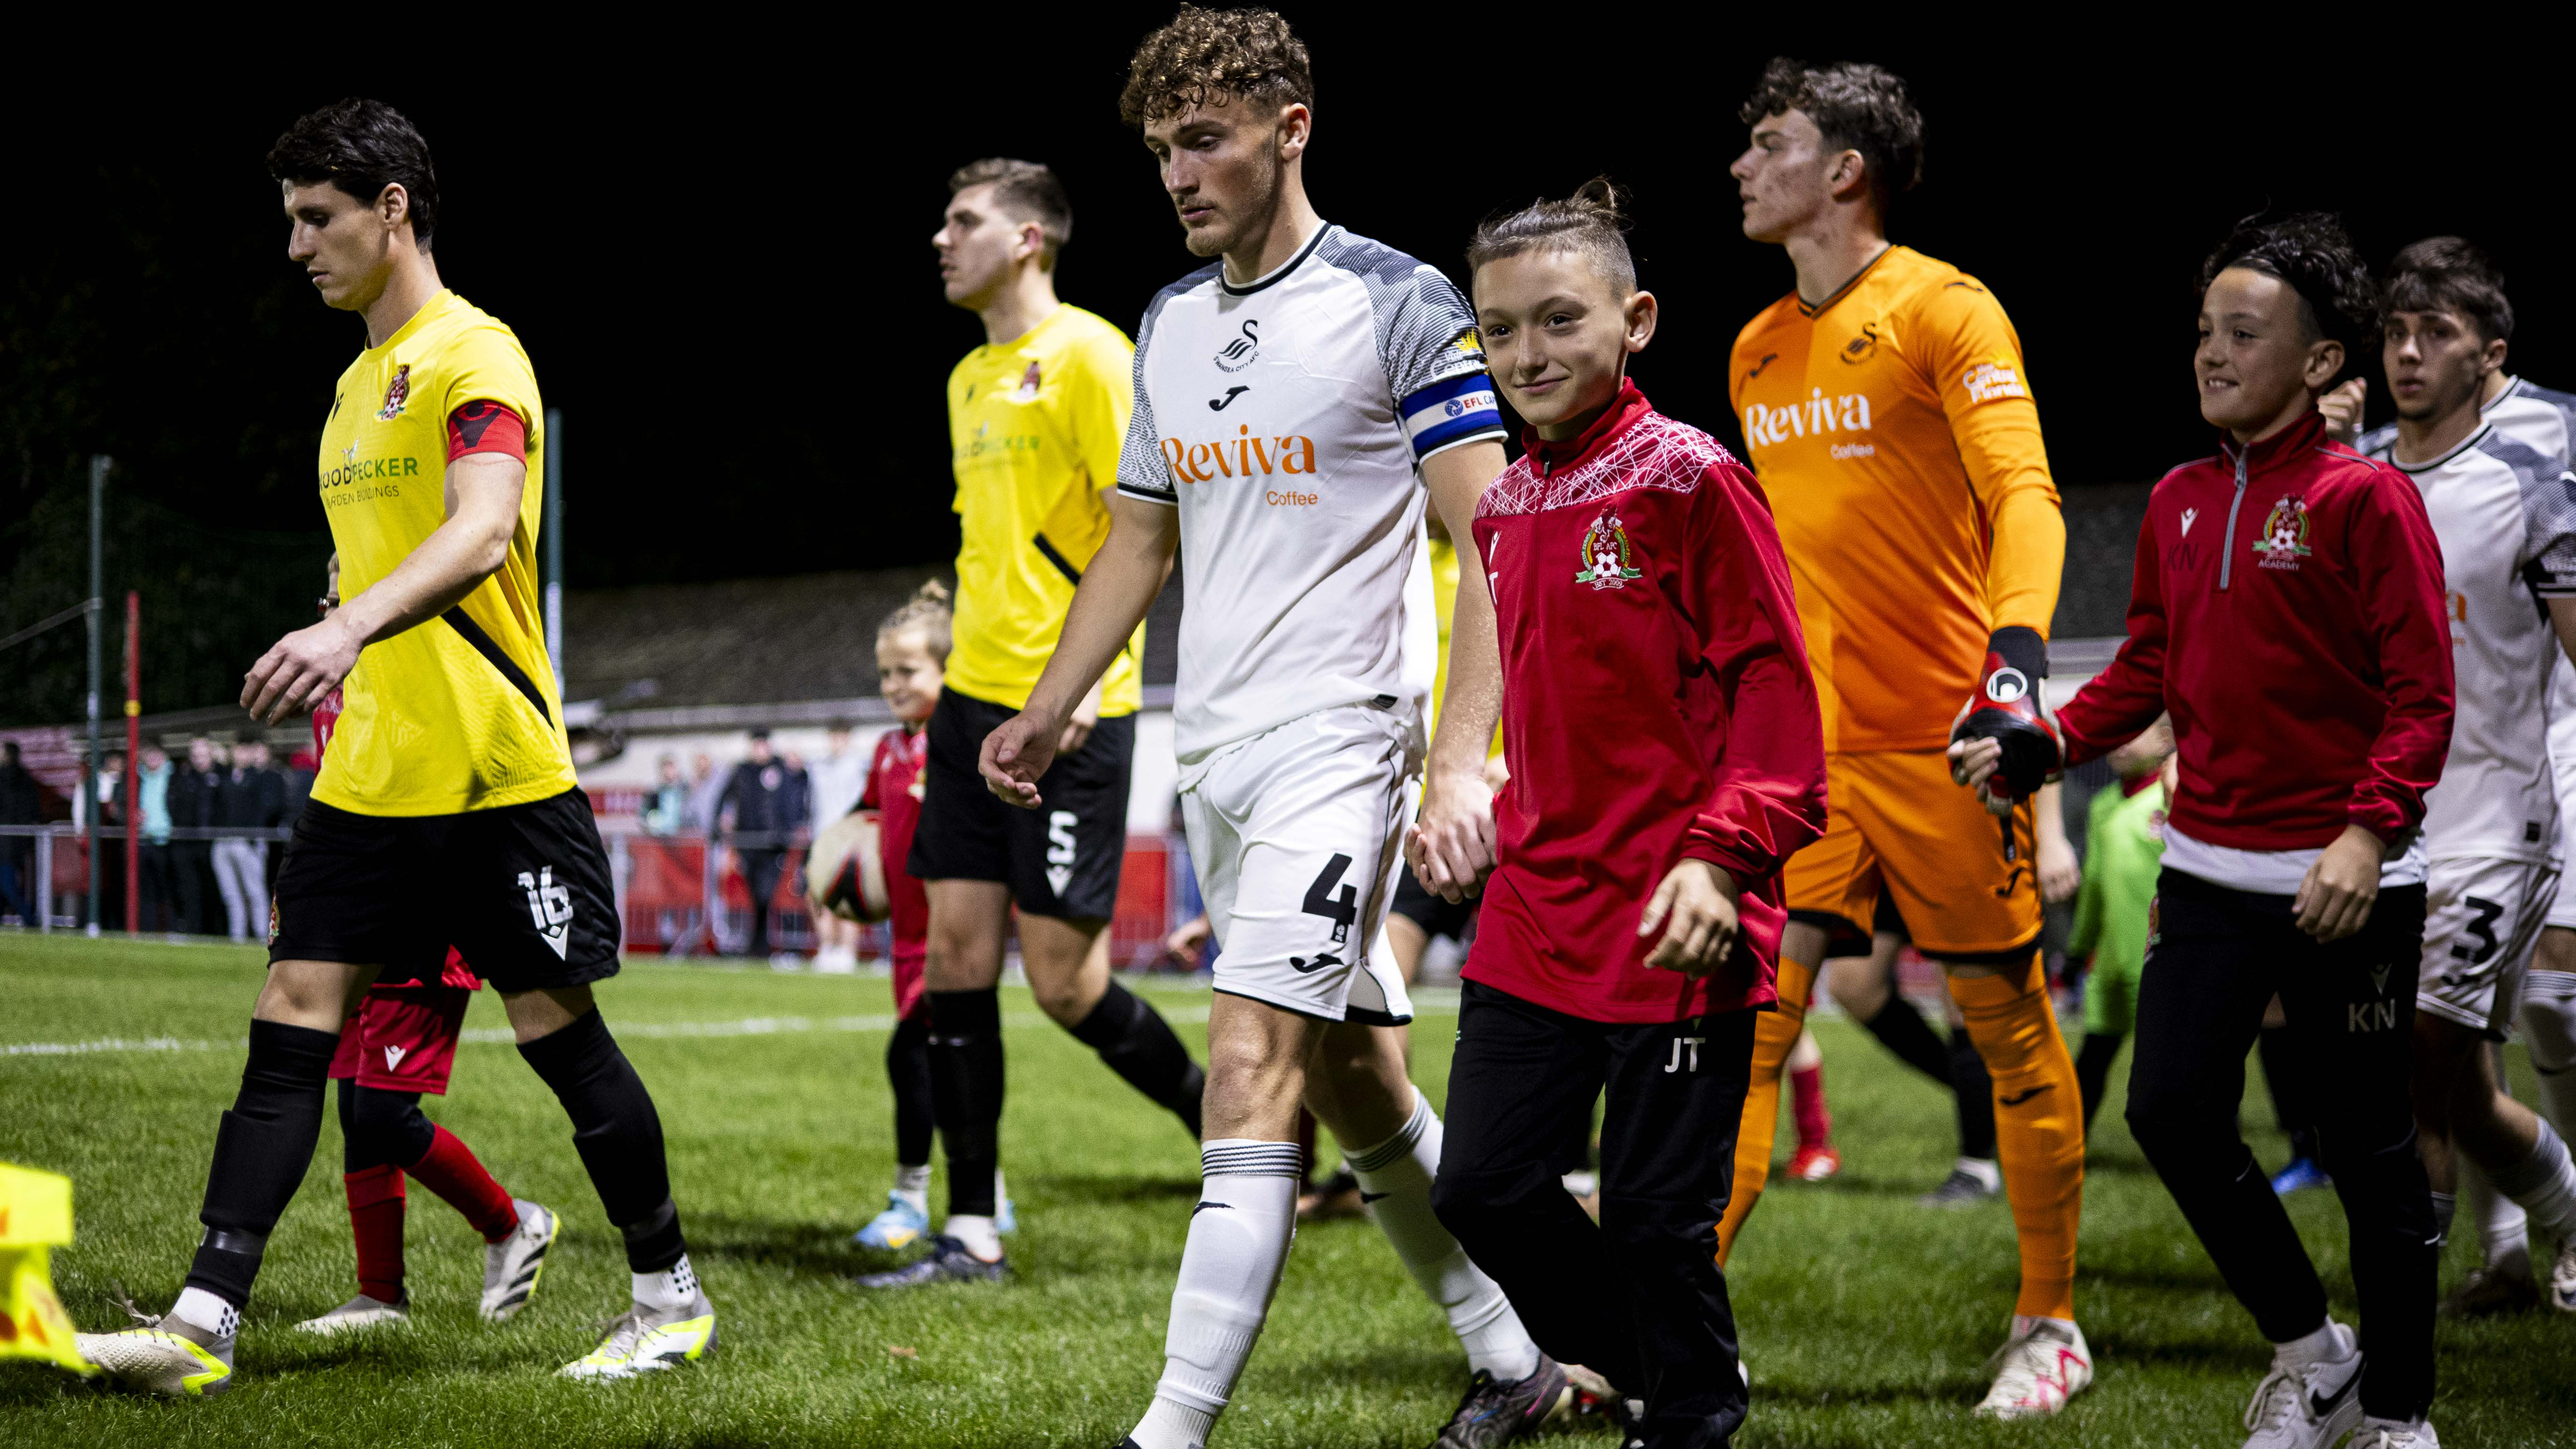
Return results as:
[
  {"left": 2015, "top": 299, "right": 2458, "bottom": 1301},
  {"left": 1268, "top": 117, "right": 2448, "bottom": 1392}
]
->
[
  {"left": 1117, "top": 223, "right": 1504, "bottom": 1024},
  {"left": 2366, "top": 415, "right": 2576, "bottom": 1036}
]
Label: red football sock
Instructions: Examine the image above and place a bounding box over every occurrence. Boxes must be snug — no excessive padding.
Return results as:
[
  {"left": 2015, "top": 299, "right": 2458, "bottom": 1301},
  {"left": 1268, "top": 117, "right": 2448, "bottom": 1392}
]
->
[
  {"left": 403, "top": 1124, "right": 520, "bottom": 1242},
  {"left": 1790, "top": 1060, "right": 1832, "bottom": 1151},
  {"left": 345, "top": 1164, "right": 407, "bottom": 1302}
]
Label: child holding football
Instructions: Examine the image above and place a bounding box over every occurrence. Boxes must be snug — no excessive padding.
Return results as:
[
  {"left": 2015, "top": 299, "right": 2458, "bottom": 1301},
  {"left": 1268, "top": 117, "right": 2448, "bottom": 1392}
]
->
[
  {"left": 1421, "top": 180, "right": 1827, "bottom": 1449},
  {"left": 816, "top": 582, "right": 1011, "bottom": 1252}
]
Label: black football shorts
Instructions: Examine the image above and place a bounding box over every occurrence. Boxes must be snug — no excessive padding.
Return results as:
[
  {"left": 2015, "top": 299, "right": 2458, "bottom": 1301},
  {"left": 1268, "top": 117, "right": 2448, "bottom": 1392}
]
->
[
  {"left": 907, "top": 687, "right": 1131, "bottom": 922},
  {"left": 269, "top": 787, "right": 621, "bottom": 992}
]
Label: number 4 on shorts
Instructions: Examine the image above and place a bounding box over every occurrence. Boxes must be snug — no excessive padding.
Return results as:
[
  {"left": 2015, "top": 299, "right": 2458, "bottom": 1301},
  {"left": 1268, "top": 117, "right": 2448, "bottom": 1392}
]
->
[{"left": 1291, "top": 854, "right": 1358, "bottom": 972}]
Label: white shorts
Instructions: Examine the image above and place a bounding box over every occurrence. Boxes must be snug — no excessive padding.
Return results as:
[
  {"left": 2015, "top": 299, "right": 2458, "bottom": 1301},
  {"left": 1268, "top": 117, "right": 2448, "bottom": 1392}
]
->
[
  {"left": 2546, "top": 657, "right": 2576, "bottom": 928},
  {"left": 1179, "top": 703, "right": 1419, "bottom": 1026},
  {"left": 2420, "top": 854, "right": 2562, "bottom": 1039}
]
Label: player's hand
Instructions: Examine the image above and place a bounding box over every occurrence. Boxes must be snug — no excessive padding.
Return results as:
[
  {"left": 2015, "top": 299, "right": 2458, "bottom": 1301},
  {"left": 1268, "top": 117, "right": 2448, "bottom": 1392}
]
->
[
  {"left": 979, "top": 709, "right": 1062, "bottom": 809},
  {"left": 1059, "top": 679, "right": 1103, "bottom": 757},
  {"left": 242, "top": 615, "right": 362, "bottom": 724},
  {"left": 1946, "top": 724, "right": 2011, "bottom": 816},
  {"left": 2037, "top": 827, "right": 2081, "bottom": 905},
  {"left": 1163, "top": 914, "right": 1212, "bottom": 967},
  {"left": 2293, "top": 823, "right": 2384, "bottom": 942},
  {"left": 2317, "top": 378, "right": 2366, "bottom": 444},
  {"left": 1639, "top": 859, "right": 1740, "bottom": 976},
  {"left": 1409, "top": 762, "right": 1496, "bottom": 904}
]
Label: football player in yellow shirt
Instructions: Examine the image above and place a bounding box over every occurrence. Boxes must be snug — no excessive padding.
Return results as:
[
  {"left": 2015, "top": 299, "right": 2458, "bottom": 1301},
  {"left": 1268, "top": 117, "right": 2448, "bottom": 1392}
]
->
[
  {"left": 864, "top": 159, "right": 1204, "bottom": 1287},
  {"left": 77, "top": 100, "right": 710, "bottom": 1397}
]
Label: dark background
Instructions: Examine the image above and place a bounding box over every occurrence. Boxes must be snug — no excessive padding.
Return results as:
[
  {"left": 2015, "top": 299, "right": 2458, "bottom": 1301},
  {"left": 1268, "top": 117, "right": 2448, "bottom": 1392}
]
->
[{"left": 6, "top": 20, "right": 2568, "bottom": 722}]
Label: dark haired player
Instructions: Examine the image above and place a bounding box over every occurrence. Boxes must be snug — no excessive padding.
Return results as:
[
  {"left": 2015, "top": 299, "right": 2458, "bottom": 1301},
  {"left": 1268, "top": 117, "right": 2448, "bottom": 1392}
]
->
[
  {"left": 2354, "top": 245, "right": 2576, "bottom": 1315},
  {"left": 886, "top": 156, "right": 1206, "bottom": 1285},
  {"left": 1430, "top": 178, "right": 1829, "bottom": 1449},
  {"left": 77, "top": 99, "right": 711, "bottom": 1395},
  {"left": 1961, "top": 213, "right": 2452, "bottom": 1449},
  {"left": 979, "top": 9, "right": 1551, "bottom": 1446},
  {"left": 2349, "top": 239, "right": 2576, "bottom": 1317},
  {"left": 1720, "top": 57, "right": 2088, "bottom": 1415},
  {"left": 295, "top": 555, "right": 560, "bottom": 1336}
]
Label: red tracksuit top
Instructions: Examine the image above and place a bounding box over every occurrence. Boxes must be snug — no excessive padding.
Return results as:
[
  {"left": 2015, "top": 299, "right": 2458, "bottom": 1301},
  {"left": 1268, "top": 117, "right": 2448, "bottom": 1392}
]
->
[
  {"left": 2057, "top": 409, "right": 2454, "bottom": 854},
  {"left": 859, "top": 726, "right": 930, "bottom": 994},
  {"left": 1465, "top": 380, "right": 1829, "bottom": 1023}
]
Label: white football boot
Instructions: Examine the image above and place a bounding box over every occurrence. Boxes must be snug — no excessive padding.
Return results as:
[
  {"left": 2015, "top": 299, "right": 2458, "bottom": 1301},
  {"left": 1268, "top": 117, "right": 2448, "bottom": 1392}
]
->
[
  {"left": 2550, "top": 1236, "right": 2576, "bottom": 1313},
  {"left": 296, "top": 1292, "right": 410, "bottom": 1335},
  {"left": 2350, "top": 1417, "right": 2439, "bottom": 1449},
  {"left": 481, "top": 1199, "right": 558, "bottom": 1322},
  {"left": 75, "top": 1302, "right": 234, "bottom": 1397},
  {"left": 1974, "top": 1315, "right": 2091, "bottom": 1418},
  {"left": 2239, "top": 1322, "right": 2363, "bottom": 1449}
]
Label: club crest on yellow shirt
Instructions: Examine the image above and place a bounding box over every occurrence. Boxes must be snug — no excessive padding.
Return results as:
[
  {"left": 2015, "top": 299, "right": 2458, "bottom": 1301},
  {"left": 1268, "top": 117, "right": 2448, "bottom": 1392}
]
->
[
  {"left": 1575, "top": 511, "right": 1642, "bottom": 589},
  {"left": 376, "top": 364, "right": 411, "bottom": 422}
]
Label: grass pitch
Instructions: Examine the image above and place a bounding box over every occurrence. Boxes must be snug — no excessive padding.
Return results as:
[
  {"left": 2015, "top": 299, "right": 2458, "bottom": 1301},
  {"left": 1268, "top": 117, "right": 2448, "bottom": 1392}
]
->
[{"left": 1, "top": 934, "right": 2570, "bottom": 1448}]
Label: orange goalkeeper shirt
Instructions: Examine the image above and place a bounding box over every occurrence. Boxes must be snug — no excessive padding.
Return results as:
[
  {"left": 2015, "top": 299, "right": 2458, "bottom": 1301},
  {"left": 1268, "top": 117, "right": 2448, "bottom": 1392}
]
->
[{"left": 1730, "top": 246, "right": 2063, "bottom": 753}]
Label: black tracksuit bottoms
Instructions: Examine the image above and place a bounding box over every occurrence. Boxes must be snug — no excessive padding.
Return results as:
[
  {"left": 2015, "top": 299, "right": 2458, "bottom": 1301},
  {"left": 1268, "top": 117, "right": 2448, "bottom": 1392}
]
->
[
  {"left": 2123, "top": 868, "right": 2435, "bottom": 1422},
  {"left": 1433, "top": 979, "right": 1758, "bottom": 1449}
]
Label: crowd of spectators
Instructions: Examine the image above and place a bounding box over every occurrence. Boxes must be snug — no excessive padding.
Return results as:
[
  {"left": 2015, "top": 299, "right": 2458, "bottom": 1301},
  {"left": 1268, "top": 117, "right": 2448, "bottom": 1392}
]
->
[{"left": 55, "top": 734, "right": 303, "bottom": 938}]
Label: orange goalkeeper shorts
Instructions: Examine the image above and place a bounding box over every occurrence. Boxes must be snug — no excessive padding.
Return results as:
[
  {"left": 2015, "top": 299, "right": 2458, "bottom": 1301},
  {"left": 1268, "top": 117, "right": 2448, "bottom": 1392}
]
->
[{"left": 1783, "top": 748, "right": 2041, "bottom": 959}]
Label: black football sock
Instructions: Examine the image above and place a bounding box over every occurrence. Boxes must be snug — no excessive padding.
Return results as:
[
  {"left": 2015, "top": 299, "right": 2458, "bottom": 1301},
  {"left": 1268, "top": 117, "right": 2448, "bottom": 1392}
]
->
[
  {"left": 2076, "top": 1031, "right": 2124, "bottom": 1132},
  {"left": 517, "top": 1009, "right": 686, "bottom": 1272},
  {"left": 1950, "top": 1025, "right": 1997, "bottom": 1162},
  {"left": 1860, "top": 995, "right": 1955, "bottom": 1086},
  {"left": 888, "top": 1014, "right": 937, "bottom": 1166},
  {"left": 186, "top": 1018, "right": 341, "bottom": 1308},
  {"left": 339, "top": 1080, "right": 435, "bottom": 1174},
  {"left": 1069, "top": 980, "right": 1205, "bottom": 1137},
  {"left": 928, "top": 988, "right": 1005, "bottom": 1217}
]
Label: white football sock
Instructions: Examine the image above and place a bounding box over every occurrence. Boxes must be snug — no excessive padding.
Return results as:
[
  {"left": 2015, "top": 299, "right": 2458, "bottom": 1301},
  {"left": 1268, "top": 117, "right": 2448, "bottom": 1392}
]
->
[
  {"left": 1958, "top": 1157, "right": 2003, "bottom": 1192},
  {"left": 2490, "top": 1117, "right": 2576, "bottom": 1239},
  {"left": 1130, "top": 1141, "right": 1301, "bottom": 1449},
  {"left": 632, "top": 1254, "right": 699, "bottom": 1311},
  {"left": 170, "top": 1286, "right": 239, "bottom": 1340},
  {"left": 893, "top": 1163, "right": 931, "bottom": 1206},
  {"left": 2459, "top": 1155, "right": 2528, "bottom": 1269},
  {"left": 2429, "top": 1191, "right": 2455, "bottom": 1245},
  {"left": 945, "top": 1214, "right": 1002, "bottom": 1261},
  {"left": 1347, "top": 1089, "right": 1540, "bottom": 1383},
  {"left": 2523, "top": 976, "right": 2576, "bottom": 1132},
  {"left": 2272, "top": 1318, "right": 2353, "bottom": 1368}
]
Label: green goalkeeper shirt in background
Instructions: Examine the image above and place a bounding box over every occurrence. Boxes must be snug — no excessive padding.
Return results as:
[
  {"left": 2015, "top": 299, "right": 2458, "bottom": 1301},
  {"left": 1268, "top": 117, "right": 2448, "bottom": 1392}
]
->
[{"left": 2075, "top": 778, "right": 2168, "bottom": 1036}]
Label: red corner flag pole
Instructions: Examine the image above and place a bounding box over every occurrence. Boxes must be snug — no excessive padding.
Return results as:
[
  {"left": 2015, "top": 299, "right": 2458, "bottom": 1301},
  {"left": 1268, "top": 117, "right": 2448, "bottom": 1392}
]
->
[{"left": 124, "top": 590, "right": 141, "bottom": 934}]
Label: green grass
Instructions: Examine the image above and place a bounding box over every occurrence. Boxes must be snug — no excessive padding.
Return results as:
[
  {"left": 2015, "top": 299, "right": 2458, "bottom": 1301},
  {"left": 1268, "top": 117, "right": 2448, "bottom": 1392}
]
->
[{"left": 1, "top": 934, "right": 2569, "bottom": 1448}]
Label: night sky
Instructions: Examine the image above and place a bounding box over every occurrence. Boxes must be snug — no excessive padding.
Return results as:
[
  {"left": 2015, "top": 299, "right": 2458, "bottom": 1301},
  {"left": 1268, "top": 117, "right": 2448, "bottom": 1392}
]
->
[{"left": 8, "top": 21, "right": 2568, "bottom": 600}]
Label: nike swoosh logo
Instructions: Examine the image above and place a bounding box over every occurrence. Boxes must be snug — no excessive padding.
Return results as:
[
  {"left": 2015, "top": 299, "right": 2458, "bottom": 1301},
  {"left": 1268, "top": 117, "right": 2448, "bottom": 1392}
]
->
[
  {"left": 1192, "top": 1201, "right": 1229, "bottom": 1216},
  {"left": 2308, "top": 1366, "right": 2359, "bottom": 1417},
  {"left": 1209, "top": 386, "right": 1249, "bottom": 411},
  {"left": 1999, "top": 1086, "right": 2053, "bottom": 1107}
]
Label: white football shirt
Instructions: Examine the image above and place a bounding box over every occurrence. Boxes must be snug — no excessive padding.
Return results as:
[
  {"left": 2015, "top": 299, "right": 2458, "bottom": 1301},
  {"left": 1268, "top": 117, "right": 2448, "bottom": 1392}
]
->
[
  {"left": 2365, "top": 415, "right": 2576, "bottom": 862},
  {"left": 1117, "top": 223, "right": 1505, "bottom": 760}
]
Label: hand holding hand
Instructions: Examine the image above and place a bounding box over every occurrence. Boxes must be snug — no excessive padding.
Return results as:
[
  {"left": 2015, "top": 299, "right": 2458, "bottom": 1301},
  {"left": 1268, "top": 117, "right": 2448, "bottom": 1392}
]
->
[
  {"left": 1639, "top": 859, "right": 1741, "bottom": 976},
  {"left": 1408, "top": 762, "right": 1497, "bottom": 904}
]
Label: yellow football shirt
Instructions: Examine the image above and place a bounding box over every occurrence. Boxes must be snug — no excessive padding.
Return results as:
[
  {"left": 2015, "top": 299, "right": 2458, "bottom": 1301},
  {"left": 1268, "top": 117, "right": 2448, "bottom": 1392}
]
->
[
  {"left": 1425, "top": 533, "right": 1502, "bottom": 759},
  {"left": 944, "top": 304, "right": 1145, "bottom": 714},
  {"left": 312, "top": 290, "right": 575, "bottom": 816}
]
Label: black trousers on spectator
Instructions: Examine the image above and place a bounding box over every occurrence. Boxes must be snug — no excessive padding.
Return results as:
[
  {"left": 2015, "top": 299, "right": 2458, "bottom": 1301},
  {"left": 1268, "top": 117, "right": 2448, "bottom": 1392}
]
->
[
  {"left": 138, "top": 843, "right": 181, "bottom": 932},
  {"left": 175, "top": 840, "right": 213, "bottom": 935},
  {"left": 0, "top": 838, "right": 33, "bottom": 924},
  {"left": 1434, "top": 980, "right": 1757, "bottom": 1449},
  {"left": 2123, "top": 869, "right": 2435, "bottom": 1423},
  {"left": 739, "top": 847, "right": 786, "bottom": 956}
]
